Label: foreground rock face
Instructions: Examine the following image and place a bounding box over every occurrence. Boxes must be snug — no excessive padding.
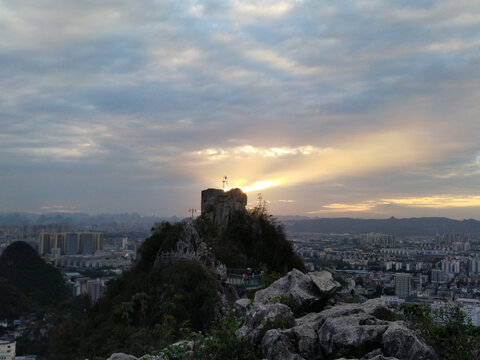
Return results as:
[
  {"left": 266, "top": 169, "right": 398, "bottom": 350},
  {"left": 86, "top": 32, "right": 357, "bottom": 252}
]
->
[
  {"left": 237, "top": 270, "right": 438, "bottom": 360},
  {"left": 201, "top": 188, "right": 247, "bottom": 227},
  {"left": 108, "top": 270, "right": 438, "bottom": 360}
]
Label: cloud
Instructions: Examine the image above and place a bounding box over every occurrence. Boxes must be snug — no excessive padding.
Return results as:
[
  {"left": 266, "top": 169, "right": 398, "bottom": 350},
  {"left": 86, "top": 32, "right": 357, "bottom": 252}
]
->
[
  {"left": 308, "top": 194, "right": 480, "bottom": 217},
  {"left": 0, "top": 0, "right": 480, "bottom": 217}
]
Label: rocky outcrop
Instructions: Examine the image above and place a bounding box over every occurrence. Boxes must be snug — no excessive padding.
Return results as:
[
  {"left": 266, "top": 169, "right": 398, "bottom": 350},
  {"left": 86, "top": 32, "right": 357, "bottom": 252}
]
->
[
  {"left": 154, "top": 219, "right": 217, "bottom": 269},
  {"left": 154, "top": 219, "right": 238, "bottom": 315},
  {"left": 253, "top": 269, "right": 341, "bottom": 313},
  {"left": 201, "top": 188, "right": 247, "bottom": 227},
  {"left": 237, "top": 270, "right": 438, "bottom": 360},
  {"left": 106, "top": 354, "right": 138, "bottom": 360},
  {"left": 108, "top": 270, "right": 438, "bottom": 360}
]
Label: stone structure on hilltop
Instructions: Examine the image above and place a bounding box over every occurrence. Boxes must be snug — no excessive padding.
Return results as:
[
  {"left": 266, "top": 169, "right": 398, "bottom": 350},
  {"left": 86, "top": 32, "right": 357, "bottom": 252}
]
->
[{"left": 201, "top": 188, "right": 247, "bottom": 227}]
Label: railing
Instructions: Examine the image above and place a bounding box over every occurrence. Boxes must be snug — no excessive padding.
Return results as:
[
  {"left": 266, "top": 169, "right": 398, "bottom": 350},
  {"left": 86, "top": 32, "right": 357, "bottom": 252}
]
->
[{"left": 225, "top": 269, "right": 262, "bottom": 289}]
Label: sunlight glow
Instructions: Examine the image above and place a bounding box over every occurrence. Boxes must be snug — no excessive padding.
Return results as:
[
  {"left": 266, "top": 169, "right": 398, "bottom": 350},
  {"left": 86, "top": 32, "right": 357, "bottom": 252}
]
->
[{"left": 235, "top": 179, "right": 282, "bottom": 192}]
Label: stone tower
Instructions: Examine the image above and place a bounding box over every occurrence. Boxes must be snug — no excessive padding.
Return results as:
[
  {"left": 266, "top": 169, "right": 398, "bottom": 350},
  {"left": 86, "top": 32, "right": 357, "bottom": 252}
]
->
[{"left": 201, "top": 188, "right": 247, "bottom": 227}]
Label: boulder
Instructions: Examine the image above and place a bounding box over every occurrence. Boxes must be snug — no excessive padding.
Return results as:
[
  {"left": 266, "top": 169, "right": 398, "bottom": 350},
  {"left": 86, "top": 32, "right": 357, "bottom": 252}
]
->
[
  {"left": 234, "top": 298, "right": 252, "bottom": 318},
  {"left": 106, "top": 354, "right": 138, "bottom": 360},
  {"left": 382, "top": 322, "right": 438, "bottom": 360},
  {"left": 262, "top": 329, "right": 308, "bottom": 360},
  {"left": 249, "top": 291, "right": 437, "bottom": 360},
  {"left": 237, "top": 303, "right": 295, "bottom": 341},
  {"left": 253, "top": 269, "right": 340, "bottom": 314}
]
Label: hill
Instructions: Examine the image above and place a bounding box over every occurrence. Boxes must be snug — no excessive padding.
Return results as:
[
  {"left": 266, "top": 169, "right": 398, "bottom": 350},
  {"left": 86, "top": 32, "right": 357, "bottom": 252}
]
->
[
  {"left": 285, "top": 217, "right": 480, "bottom": 236},
  {"left": 0, "top": 241, "right": 69, "bottom": 308},
  {"left": 48, "top": 189, "right": 304, "bottom": 359}
]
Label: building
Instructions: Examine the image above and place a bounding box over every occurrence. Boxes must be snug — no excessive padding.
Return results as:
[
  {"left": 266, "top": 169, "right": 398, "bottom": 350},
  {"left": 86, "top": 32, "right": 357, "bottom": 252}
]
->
[
  {"left": 395, "top": 273, "right": 412, "bottom": 299},
  {"left": 38, "top": 233, "right": 51, "bottom": 255},
  {"left": 0, "top": 340, "right": 15, "bottom": 360},
  {"left": 431, "top": 269, "right": 447, "bottom": 284},
  {"left": 65, "top": 233, "right": 79, "bottom": 255},
  {"left": 93, "top": 233, "right": 104, "bottom": 252},
  {"left": 79, "top": 233, "right": 94, "bottom": 255},
  {"left": 39, "top": 232, "right": 103, "bottom": 256},
  {"left": 87, "top": 278, "right": 105, "bottom": 302},
  {"left": 54, "top": 233, "right": 66, "bottom": 254}
]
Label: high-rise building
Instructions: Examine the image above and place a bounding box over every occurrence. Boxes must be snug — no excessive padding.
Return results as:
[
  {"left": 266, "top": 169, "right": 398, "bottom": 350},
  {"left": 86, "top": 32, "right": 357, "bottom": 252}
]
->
[
  {"left": 395, "top": 273, "right": 412, "bottom": 299},
  {"left": 39, "top": 231, "right": 103, "bottom": 256},
  {"left": 39, "top": 232, "right": 51, "bottom": 255},
  {"left": 79, "top": 232, "right": 94, "bottom": 255},
  {"left": 65, "top": 233, "right": 79, "bottom": 255},
  {"left": 93, "top": 233, "right": 104, "bottom": 252},
  {"left": 54, "top": 233, "right": 66, "bottom": 255}
]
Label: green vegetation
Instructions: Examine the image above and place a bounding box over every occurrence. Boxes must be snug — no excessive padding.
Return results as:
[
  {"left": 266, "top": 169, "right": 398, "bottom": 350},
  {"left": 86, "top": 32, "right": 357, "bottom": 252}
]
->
[
  {"left": 0, "top": 241, "right": 70, "bottom": 308},
  {"left": 401, "top": 303, "right": 480, "bottom": 360},
  {"left": 0, "top": 277, "right": 37, "bottom": 319},
  {"left": 196, "top": 208, "right": 305, "bottom": 274},
  {"left": 48, "top": 221, "right": 219, "bottom": 359},
  {"left": 47, "top": 205, "right": 305, "bottom": 359},
  {"left": 49, "top": 259, "right": 218, "bottom": 359},
  {"left": 0, "top": 241, "right": 78, "bottom": 359}
]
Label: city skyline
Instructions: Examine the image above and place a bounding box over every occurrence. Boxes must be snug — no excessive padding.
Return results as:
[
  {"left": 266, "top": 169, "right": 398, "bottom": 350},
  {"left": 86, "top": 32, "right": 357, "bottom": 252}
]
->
[{"left": 1, "top": 1, "right": 480, "bottom": 219}]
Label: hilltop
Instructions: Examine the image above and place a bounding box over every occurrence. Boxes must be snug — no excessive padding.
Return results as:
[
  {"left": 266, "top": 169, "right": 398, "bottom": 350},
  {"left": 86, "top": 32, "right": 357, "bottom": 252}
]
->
[{"left": 48, "top": 188, "right": 304, "bottom": 359}]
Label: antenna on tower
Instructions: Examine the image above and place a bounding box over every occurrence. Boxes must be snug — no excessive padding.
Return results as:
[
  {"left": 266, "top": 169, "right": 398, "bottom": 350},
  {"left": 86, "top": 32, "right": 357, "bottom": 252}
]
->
[
  {"left": 189, "top": 208, "right": 197, "bottom": 218},
  {"left": 222, "top": 176, "right": 228, "bottom": 191}
]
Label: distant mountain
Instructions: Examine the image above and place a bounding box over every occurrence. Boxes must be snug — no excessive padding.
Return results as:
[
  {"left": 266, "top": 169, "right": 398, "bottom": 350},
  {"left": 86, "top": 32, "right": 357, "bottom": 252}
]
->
[
  {"left": 0, "top": 212, "right": 179, "bottom": 230},
  {"left": 284, "top": 217, "right": 480, "bottom": 236}
]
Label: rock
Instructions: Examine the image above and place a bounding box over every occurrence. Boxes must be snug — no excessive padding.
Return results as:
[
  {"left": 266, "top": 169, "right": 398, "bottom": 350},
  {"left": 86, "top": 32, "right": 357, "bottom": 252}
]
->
[
  {"left": 234, "top": 298, "right": 252, "bottom": 319},
  {"left": 262, "top": 329, "right": 308, "bottom": 360},
  {"left": 237, "top": 303, "right": 295, "bottom": 341},
  {"left": 246, "top": 282, "right": 438, "bottom": 360},
  {"left": 261, "top": 319, "right": 326, "bottom": 359},
  {"left": 106, "top": 354, "right": 138, "bottom": 360},
  {"left": 316, "top": 309, "right": 389, "bottom": 357},
  {"left": 216, "top": 281, "right": 239, "bottom": 315},
  {"left": 201, "top": 188, "right": 247, "bottom": 227},
  {"left": 382, "top": 322, "right": 438, "bottom": 360},
  {"left": 361, "top": 348, "right": 399, "bottom": 359},
  {"left": 154, "top": 220, "right": 216, "bottom": 268},
  {"left": 254, "top": 269, "right": 341, "bottom": 314}
]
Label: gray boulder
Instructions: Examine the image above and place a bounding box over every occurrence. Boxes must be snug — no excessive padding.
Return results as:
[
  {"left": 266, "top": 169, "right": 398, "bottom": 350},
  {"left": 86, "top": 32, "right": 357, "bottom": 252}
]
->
[
  {"left": 254, "top": 269, "right": 341, "bottom": 313},
  {"left": 106, "top": 354, "right": 138, "bottom": 360},
  {"left": 382, "top": 322, "right": 437, "bottom": 360},
  {"left": 237, "top": 303, "right": 295, "bottom": 341},
  {"left": 234, "top": 298, "right": 252, "bottom": 319},
  {"left": 257, "top": 297, "right": 438, "bottom": 360},
  {"left": 262, "top": 322, "right": 323, "bottom": 360}
]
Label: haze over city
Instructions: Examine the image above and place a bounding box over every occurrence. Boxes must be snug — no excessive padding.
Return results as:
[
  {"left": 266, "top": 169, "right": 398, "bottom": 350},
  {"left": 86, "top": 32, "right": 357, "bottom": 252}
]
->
[{"left": 1, "top": 0, "right": 480, "bottom": 219}]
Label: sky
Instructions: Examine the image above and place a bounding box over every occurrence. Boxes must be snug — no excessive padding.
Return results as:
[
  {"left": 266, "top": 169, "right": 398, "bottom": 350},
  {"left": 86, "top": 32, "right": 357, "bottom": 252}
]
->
[{"left": 1, "top": 0, "right": 480, "bottom": 219}]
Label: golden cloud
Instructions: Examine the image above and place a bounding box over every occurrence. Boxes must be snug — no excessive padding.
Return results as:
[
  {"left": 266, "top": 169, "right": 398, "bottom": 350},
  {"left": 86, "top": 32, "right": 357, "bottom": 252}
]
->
[
  {"left": 185, "top": 127, "right": 433, "bottom": 193},
  {"left": 384, "top": 195, "right": 480, "bottom": 208},
  {"left": 308, "top": 195, "right": 480, "bottom": 215}
]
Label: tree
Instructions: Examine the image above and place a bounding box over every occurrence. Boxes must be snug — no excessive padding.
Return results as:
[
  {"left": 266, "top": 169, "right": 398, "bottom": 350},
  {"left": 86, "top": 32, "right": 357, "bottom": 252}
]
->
[{"left": 401, "top": 303, "right": 480, "bottom": 360}]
